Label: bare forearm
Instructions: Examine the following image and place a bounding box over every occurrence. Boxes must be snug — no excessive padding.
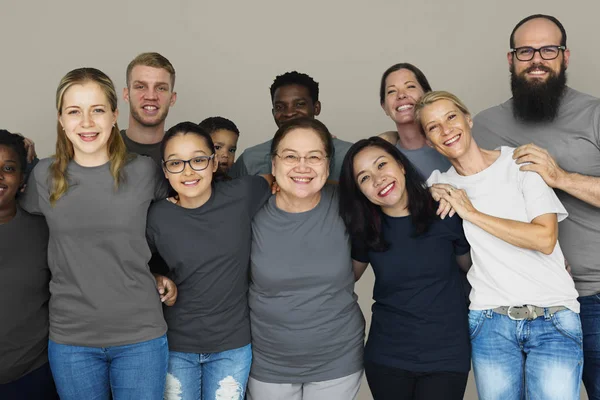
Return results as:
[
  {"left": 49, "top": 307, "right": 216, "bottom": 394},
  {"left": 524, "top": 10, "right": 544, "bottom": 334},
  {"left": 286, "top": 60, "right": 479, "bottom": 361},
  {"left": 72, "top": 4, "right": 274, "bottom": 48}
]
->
[
  {"left": 467, "top": 212, "right": 558, "bottom": 255},
  {"left": 456, "top": 253, "right": 472, "bottom": 273},
  {"left": 352, "top": 260, "right": 369, "bottom": 281},
  {"left": 557, "top": 172, "right": 600, "bottom": 208}
]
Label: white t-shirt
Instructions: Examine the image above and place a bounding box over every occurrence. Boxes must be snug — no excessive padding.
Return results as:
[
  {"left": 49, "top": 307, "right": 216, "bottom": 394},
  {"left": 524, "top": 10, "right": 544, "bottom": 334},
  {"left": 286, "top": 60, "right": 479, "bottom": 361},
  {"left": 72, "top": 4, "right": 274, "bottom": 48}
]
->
[{"left": 427, "top": 147, "right": 579, "bottom": 312}]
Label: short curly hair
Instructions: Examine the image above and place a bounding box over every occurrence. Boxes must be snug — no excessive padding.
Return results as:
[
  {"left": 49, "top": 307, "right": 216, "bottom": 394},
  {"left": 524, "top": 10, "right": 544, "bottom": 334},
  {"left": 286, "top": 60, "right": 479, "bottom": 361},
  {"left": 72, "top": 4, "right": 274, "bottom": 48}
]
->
[
  {"left": 0, "top": 129, "right": 27, "bottom": 172},
  {"left": 270, "top": 71, "right": 319, "bottom": 104},
  {"left": 198, "top": 116, "right": 240, "bottom": 136}
]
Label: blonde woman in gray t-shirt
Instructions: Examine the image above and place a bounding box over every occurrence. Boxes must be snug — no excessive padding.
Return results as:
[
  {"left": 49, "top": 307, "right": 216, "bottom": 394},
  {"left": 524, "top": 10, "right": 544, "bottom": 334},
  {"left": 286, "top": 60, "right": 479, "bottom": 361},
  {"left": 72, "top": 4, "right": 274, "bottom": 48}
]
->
[
  {"left": 20, "top": 68, "right": 176, "bottom": 400},
  {"left": 247, "top": 118, "right": 365, "bottom": 400}
]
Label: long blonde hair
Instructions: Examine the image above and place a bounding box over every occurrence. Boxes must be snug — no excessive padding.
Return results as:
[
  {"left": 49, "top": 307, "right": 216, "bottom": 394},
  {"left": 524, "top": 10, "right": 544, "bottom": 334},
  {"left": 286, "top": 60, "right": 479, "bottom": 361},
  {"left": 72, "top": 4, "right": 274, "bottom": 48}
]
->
[{"left": 50, "top": 67, "right": 131, "bottom": 206}]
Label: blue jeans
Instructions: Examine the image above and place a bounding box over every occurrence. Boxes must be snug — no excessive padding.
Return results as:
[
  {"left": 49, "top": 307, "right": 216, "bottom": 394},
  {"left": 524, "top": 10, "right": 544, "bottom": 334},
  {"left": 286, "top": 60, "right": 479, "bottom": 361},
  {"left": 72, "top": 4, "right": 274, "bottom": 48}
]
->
[
  {"left": 48, "top": 334, "right": 168, "bottom": 400},
  {"left": 579, "top": 294, "right": 600, "bottom": 399},
  {"left": 164, "top": 343, "right": 252, "bottom": 400},
  {"left": 469, "top": 309, "right": 583, "bottom": 400}
]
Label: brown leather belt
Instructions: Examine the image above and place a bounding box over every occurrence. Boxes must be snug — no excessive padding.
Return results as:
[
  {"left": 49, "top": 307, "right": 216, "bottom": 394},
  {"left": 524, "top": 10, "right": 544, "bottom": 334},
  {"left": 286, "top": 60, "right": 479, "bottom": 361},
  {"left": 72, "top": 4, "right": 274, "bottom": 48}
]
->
[{"left": 493, "top": 305, "right": 568, "bottom": 320}]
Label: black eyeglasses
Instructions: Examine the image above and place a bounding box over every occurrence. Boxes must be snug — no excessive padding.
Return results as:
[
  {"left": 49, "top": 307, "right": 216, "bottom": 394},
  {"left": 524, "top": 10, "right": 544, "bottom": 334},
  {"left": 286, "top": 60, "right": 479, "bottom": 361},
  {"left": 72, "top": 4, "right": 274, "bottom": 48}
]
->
[
  {"left": 163, "top": 154, "right": 214, "bottom": 173},
  {"left": 510, "top": 45, "right": 566, "bottom": 61}
]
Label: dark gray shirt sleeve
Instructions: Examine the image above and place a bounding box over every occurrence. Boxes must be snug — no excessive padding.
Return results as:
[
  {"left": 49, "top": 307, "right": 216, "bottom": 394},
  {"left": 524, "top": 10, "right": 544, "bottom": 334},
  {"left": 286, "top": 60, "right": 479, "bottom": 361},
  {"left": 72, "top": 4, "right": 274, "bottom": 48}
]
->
[
  {"left": 0, "top": 208, "right": 50, "bottom": 384},
  {"left": 19, "top": 163, "right": 43, "bottom": 215},
  {"left": 228, "top": 153, "right": 249, "bottom": 179}
]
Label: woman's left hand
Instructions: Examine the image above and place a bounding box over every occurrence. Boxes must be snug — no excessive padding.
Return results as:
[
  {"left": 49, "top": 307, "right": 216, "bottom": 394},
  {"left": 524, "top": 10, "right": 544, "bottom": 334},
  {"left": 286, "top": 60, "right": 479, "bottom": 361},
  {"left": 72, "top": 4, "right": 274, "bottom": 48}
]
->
[{"left": 431, "top": 183, "right": 478, "bottom": 222}]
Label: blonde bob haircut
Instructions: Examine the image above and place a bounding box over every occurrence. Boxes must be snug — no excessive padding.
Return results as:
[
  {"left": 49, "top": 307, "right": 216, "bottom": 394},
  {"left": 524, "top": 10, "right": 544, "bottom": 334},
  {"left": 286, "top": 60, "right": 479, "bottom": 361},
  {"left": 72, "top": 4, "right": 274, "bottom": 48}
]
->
[
  {"left": 51, "top": 67, "right": 131, "bottom": 206},
  {"left": 414, "top": 90, "right": 472, "bottom": 126}
]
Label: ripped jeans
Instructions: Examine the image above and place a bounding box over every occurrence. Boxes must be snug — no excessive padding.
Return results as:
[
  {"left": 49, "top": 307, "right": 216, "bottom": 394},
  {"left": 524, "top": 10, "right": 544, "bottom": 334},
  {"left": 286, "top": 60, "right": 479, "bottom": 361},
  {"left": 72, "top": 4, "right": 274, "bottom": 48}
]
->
[{"left": 164, "top": 343, "right": 251, "bottom": 400}]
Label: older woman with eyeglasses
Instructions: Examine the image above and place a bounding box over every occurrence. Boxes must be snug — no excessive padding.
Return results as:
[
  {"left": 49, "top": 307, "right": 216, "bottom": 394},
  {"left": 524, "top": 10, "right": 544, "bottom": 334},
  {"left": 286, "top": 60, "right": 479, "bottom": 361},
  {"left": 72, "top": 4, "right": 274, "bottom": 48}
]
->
[
  {"left": 146, "top": 122, "right": 274, "bottom": 400},
  {"left": 246, "top": 117, "right": 365, "bottom": 400}
]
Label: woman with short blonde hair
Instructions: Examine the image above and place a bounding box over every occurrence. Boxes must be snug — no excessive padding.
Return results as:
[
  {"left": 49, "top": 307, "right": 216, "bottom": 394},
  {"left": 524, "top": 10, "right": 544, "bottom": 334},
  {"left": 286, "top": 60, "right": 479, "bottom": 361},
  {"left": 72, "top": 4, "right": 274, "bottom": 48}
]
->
[{"left": 416, "top": 90, "right": 582, "bottom": 400}]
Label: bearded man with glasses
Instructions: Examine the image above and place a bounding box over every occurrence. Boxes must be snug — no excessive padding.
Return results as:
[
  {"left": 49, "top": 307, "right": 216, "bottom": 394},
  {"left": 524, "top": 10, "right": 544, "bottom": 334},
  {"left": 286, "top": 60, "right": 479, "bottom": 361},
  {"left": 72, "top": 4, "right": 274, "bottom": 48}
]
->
[{"left": 474, "top": 14, "right": 600, "bottom": 398}]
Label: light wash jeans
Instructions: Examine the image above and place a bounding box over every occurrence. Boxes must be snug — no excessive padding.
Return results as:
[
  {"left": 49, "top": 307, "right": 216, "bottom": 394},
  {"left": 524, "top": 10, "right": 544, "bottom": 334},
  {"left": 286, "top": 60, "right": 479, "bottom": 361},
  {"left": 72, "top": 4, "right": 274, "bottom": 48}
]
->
[
  {"left": 48, "top": 334, "right": 168, "bottom": 400},
  {"left": 469, "top": 308, "right": 583, "bottom": 400},
  {"left": 164, "top": 343, "right": 252, "bottom": 400}
]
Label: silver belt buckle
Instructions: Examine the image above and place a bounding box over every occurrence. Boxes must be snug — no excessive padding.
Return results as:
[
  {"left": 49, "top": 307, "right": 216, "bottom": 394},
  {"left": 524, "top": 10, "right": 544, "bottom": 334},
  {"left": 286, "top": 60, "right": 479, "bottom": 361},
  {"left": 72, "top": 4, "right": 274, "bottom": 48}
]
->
[
  {"left": 507, "top": 305, "right": 526, "bottom": 320},
  {"left": 507, "top": 305, "right": 537, "bottom": 320}
]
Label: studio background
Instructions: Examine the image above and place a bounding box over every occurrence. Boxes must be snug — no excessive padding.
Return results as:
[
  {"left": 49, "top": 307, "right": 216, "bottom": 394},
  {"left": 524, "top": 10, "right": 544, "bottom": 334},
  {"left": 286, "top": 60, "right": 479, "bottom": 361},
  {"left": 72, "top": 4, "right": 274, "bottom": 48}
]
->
[{"left": 3, "top": 1, "right": 596, "bottom": 398}]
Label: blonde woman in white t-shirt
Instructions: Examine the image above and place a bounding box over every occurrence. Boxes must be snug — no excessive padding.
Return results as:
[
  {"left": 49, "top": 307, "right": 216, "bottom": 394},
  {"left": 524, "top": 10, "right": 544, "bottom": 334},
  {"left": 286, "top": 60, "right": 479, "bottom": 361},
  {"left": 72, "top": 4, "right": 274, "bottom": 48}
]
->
[{"left": 415, "top": 91, "right": 582, "bottom": 400}]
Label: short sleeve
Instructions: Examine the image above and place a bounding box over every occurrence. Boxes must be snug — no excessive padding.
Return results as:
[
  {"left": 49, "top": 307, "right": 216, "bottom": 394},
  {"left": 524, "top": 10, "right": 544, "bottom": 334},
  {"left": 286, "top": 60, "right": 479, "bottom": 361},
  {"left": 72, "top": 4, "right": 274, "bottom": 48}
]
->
[
  {"left": 18, "top": 162, "right": 43, "bottom": 215},
  {"left": 229, "top": 154, "right": 248, "bottom": 179},
  {"left": 241, "top": 175, "right": 271, "bottom": 217},
  {"left": 351, "top": 237, "right": 370, "bottom": 263},
  {"left": 146, "top": 204, "right": 171, "bottom": 275},
  {"left": 152, "top": 165, "right": 169, "bottom": 201},
  {"left": 593, "top": 102, "right": 600, "bottom": 148},
  {"left": 520, "top": 170, "right": 568, "bottom": 222},
  {"left": 426, "top": 169, "right": 443, "bottom": 186},
  {"left": 446, "top": 214, "right": 470, "bottom": 256},
  {"left": 145, "top": 215, "right": 157, "bottom": 254}
]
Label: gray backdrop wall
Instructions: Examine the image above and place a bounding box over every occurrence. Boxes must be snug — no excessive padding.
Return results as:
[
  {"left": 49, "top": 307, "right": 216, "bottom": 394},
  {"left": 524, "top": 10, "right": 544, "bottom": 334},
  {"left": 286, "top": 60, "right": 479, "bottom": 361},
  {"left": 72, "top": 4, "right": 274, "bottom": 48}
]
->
[{"left": 3, "top": 1, "right": 595, "bottom": 398}]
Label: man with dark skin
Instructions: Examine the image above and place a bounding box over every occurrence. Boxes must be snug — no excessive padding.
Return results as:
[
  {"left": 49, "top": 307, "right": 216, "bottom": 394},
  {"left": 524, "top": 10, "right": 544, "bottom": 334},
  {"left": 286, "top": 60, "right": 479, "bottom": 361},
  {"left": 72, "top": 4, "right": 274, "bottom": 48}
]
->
[{"left": 229, "top": 71, "right": 352, "bottom": 180}]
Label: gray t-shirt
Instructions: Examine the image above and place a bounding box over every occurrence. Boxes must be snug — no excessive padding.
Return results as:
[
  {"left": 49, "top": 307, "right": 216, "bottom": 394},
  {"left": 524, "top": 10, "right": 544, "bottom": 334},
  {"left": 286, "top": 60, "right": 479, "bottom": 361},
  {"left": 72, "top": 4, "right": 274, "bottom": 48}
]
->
[
  {"left": 146, "top": 176, "right": 270, "bottom": 354},
  {"left": 396, "top": 143, "right": 451, "bottom": 180},
  {"left": 249, "top": 185, "right": 365, "bottom": 383},
  {"left": 473, "top": 87, "right": 600, "bottom": 296},
  {"left": 0, "top": 207, "right": 50, "bottom": 384},
  {"left": 121, "top": 129, "right": 163, "bottom": 165},
  {"left": 229, "top": 137, "right": 353, "bottom": 180},
  {"left": 19, "top": 156, "right": 168, "bottom": 347}
]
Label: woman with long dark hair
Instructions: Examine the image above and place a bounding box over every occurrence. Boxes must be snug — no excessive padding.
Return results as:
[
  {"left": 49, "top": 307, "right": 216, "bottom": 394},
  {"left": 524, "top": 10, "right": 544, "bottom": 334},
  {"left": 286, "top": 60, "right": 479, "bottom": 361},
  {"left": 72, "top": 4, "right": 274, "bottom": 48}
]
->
[{"left": 338, "top": 136, "right": 471, "bottom": 400}]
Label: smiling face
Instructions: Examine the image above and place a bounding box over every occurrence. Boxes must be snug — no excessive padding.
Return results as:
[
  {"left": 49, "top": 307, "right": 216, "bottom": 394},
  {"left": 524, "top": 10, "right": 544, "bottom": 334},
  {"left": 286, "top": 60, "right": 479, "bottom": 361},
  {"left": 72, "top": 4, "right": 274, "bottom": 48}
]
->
[
  {"left": 124, "top": 65, "right": 177, "bottom": 128},
  {"left": 509, "top": 18, "right": 569, "bottom": 85},
  {"left": 59, "top": 81, "right": 118, "bottom": 165},
  {"left": 353, "top": 145, "right": 408, "bottom": 216},
  {"left": 163, "top": 133, "right": 218, "bottom": 208},
  {"left": 210, "top": 129, "right": 238, "bottom": 174},
  {"left": 272, "top": 84, "right": 321, "bottom": 128},
  {"left": 0, "top": 145, "right": 23, "bottom": 214},
  {"left": 419, "top": 99, "right": 474, "bottom": 161},
  {"left": 382, "top": 69, "right": 426, "bottom": 126},
  {"left": 271, "top": 128, "right": 329, "bottom": 200}
]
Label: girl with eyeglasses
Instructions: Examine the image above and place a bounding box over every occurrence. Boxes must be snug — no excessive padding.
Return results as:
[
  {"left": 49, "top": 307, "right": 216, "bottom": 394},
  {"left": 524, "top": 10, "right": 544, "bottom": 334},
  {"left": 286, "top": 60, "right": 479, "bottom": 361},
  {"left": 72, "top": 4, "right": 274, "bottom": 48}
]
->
[{"left": 146, "top": 122, "right": 273, "bottom": 400}]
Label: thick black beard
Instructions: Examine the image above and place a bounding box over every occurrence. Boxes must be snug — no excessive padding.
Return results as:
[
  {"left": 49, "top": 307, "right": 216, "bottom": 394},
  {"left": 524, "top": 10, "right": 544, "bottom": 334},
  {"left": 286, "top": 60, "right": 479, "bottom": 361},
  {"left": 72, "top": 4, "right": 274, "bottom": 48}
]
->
[{"left": 510, "top": 64, "right": 567, "bottom": 123}]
